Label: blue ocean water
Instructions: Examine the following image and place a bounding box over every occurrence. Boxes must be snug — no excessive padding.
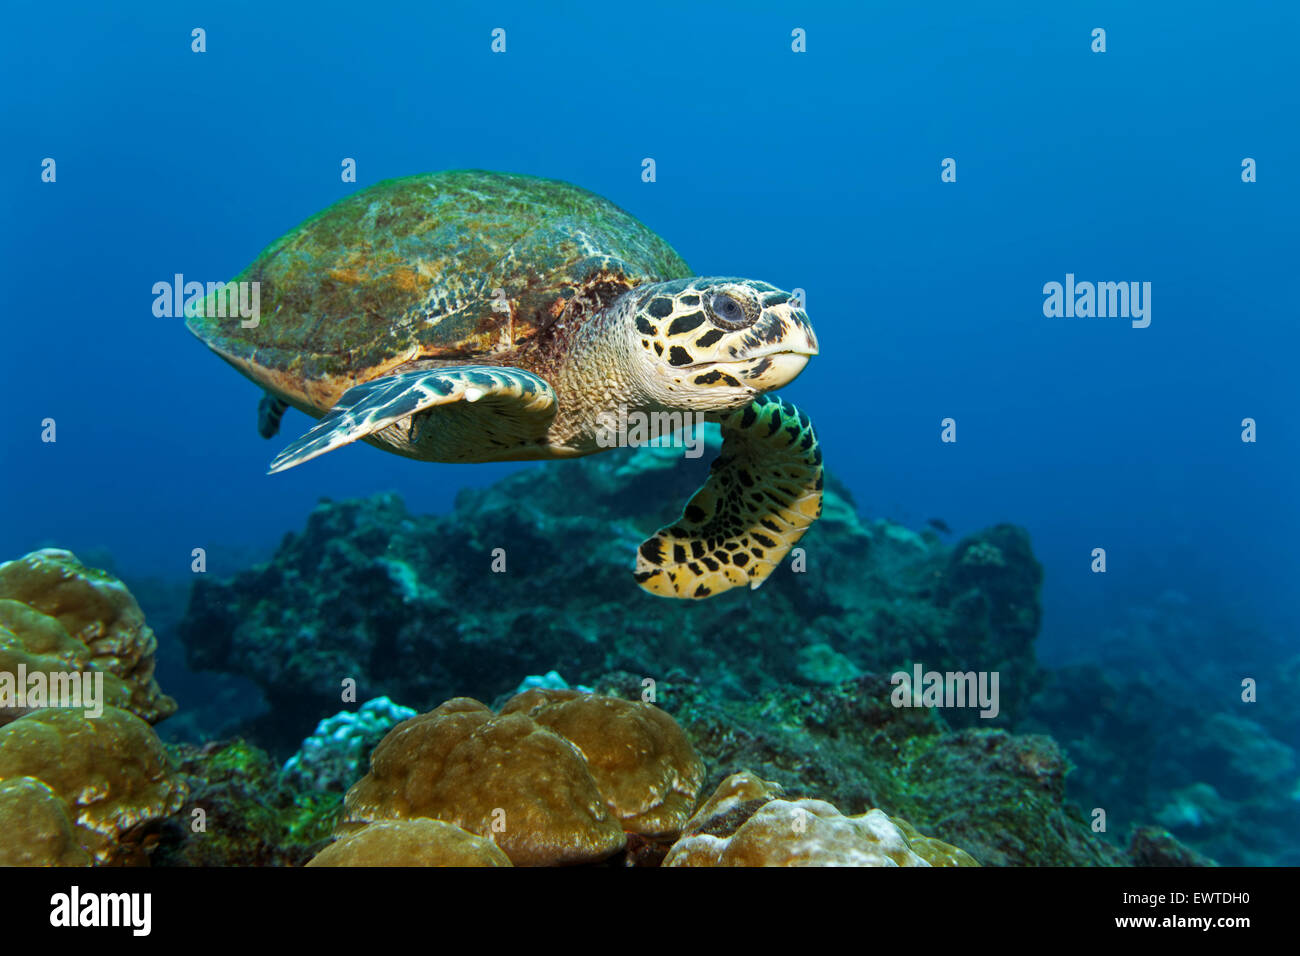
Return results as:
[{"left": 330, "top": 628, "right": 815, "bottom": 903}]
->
[{"left": 2, "top": 0, "right": 1296, "bottom": 729}]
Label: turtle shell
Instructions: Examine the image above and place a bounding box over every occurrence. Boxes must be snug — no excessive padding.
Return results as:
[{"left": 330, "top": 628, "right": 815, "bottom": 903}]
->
[{"left": 187, "top": 170, "right": 691, "bottom": 412}]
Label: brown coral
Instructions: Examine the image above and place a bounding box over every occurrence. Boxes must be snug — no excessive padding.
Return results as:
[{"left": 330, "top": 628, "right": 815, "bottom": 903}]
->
[
  {"left": 0, "top": 776, "right": 92, "bottom": 866},
  {"left": 0, "top": 706, "right": 187, "bottom": 865},
  {"left": 0, "top": 600, "right": 138, "bottom": 725},
  {"left": 501, "top": 688, "right": 705, "bottom": 836},
  {"left": 344, "top": 690, "right": 705, "bottom": 866},
  {"left": 890, "top": 815, "right": 980, "bottom": 867},
  {"left": 677, "top": 769, "right": 786, "bottom": 835},
  {"left": 345, "top": 697, "right": 626, "bottom": 866},
  {"left": 0, "top": 550, "right": 175, "bottom": 723},
  {"left": 663, "top": 771, "right": 978, "bottom": 867},
  {"left": 307, "top": 819, "right": 512, "bottom": 867}
]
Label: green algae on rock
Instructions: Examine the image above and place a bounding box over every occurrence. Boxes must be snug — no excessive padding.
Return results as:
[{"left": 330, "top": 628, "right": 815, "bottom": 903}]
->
[{"left": 151, "top": 738, "right": 340, "bottom": 867}]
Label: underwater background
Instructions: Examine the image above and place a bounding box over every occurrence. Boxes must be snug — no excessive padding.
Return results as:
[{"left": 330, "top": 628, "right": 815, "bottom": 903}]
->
[{"left": 1, "top": 1, "right": 1297, "bottom": 866}]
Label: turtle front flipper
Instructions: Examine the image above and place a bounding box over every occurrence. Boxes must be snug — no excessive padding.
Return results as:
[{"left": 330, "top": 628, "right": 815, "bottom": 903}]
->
[
  {"left": 634, "top": 395, "right": 823, "bottom": 599},
  {"left": 268, "top": 367, "right": 557, "bottom": 473}
]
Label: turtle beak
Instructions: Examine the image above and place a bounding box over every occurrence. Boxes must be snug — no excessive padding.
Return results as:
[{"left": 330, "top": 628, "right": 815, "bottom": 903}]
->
[
  {"left": 733, "top": 305, "right": 817, "bottom": 390},
  {"left": 787, "top": 307, "right": 818, "bottom": 356},
  {"left": 740, "top": 350, "right": 812, "bottom": 390}
]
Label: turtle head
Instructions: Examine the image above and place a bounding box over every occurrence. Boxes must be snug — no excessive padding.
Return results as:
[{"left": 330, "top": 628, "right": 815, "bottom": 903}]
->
[{"left": 621, "top": 277, "right": 818, "bottom": 412}]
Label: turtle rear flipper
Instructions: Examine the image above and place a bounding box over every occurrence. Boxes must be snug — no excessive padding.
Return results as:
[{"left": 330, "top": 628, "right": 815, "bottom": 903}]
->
[
  {"left": 634, "top": 395, "right": 823, "bottom": 599},
  {"left": 258, "top": 393, "right": 290, "bottom": 439},
  {"left": 267, "top": 367, "right": 557, "bottom": 473}
]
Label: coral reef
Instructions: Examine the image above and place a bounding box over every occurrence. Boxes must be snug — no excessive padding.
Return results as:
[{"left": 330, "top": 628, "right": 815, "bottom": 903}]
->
[
  {"left": 935, "top": 524, "right": 1044, "bottom": 702},
  {"left": 290, "top": 672, "right": 1202, "bottom": 868},
  {"left": 0, "top": 670, "right": 1212, "bottom": 868},
  {"left": 283, "top": 696, "right": 417, "bottom": 792},
  {"left": 500, "top": 688, "right": 705, "bottom": 837},
  {"left": 0, "top": 776, "right": 93, "bottom": 866},
  {"left": 0, "top": 706, "right": 187, "bottom": 865},
  {"left": 0, "top": 599, "right": 139, "bottom": 724},
  {"left": 0, "top": 550, "right": 176, "bottom": 724},
  {"left": 151, "top": 739, "right": 339, "bottom": 867},
  {"left": 675, "top": 768, "right": 786, "bottom": 834},
  {"left": 664, "top": 771, "right": 976, "bottom": 867},
  {"left": 178, "top": 443, "right": 1046, "bottom": 752},
  {"left": 1202, "top": 712, "right": 1295, "bottom": 786},
  {"left": 1126, "top": 826, "right": 1219, "bottom": 867},
  {"left": 1028, "top": 587, "right": 1299, "bottom": 865},
  {"left": 1027, "top": 661, "right": 1298, "bottom": 866},
  {"left": 596, "top": 670, "right": 1126, "bottom": 866},
  {"left": 663, "top": 769, "right": 976, "bottom": 867},
  {"left": 307, "top": 819, "right": 512, "bottom": 867},
  {"left": 4, "top": 439, "right": 1265, "bottom": 866},
  {"left": 666, "top": 800, "right": 931, "bottom": 866},
  {"left": 509, "top": 670, "right": 592, "bottom": 697},
  {"left": 340, "top": 689, "right": 704, "bottom": 866},
  {"left": 343, "top": 696, "right": 626, "bottom": 865}
]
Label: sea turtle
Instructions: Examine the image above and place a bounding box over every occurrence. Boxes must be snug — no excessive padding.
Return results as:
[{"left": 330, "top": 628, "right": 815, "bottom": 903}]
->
[{"left": 187, "top": 170, "right": 822, "bottom": 599}]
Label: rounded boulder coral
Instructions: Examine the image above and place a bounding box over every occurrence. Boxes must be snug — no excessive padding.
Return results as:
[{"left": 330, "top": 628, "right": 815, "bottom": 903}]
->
[
  {"left": 343, "top": 690, "right": 704, "bottom": 866},
  {"left": 501, "top": 687, "right": 705, "bottom": 837},
  {"left": 0, "top": 776, "right": 93, "bottom": 866},
  {"left": 344, "top": 697, "right": 625, "bottom": 866},
  {"left": 308, "top": 819, "right": 512, "bottom": 867},
  {"left": 0, "top": 706, "right": 187, "bottom": 865},
  {"left": 0, "top": 550, "right": 175, "bottom": 724},
  {"left": 664, "top": 771, "right": 978, "bottom": 867}
]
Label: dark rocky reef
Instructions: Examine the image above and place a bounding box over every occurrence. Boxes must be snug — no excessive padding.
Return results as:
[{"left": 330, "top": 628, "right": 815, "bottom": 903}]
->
[
  {"left": 1026, "top": 661, "right": 1299, "bottom": 866},
  {"left": 178, "top": 442, "right": 1046, "bottom": 754},
  {"left": 151, "top": 739, "right": 338, "bottom": 867},
  {"left": 595, "top": 670, "right": 1124, "bottom": 866}
]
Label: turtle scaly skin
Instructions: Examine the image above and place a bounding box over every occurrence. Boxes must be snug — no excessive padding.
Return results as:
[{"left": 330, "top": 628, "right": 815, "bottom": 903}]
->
[{"left": 188, "top": 171, "right": 823, "bottom": 599}]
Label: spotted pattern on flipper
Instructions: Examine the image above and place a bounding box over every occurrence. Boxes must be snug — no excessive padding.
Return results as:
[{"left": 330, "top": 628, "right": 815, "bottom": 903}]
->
[
  {"left": 634, "top": 394, "right": 823, "bottom": 598},
  {"left": 267, "top": 366, "right": 556, "bottom": 473}
]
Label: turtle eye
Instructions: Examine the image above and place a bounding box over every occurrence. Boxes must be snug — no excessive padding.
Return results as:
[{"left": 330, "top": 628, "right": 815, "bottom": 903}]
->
[{"left": 706, "top": 291, "right": 757, "bottom": 330}]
